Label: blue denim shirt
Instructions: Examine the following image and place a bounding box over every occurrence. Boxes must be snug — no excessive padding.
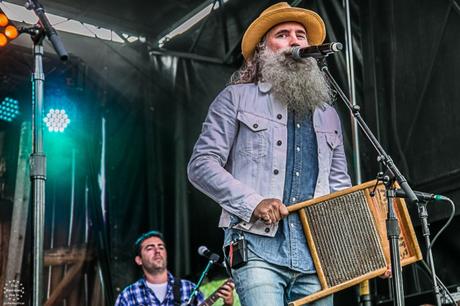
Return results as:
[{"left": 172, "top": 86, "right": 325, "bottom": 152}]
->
[
  {"left": 225, "top": 112, "right": 318, "bottom": 272},
  {"left": 188, "top": 82, "right": 351, "bottom": 238}
]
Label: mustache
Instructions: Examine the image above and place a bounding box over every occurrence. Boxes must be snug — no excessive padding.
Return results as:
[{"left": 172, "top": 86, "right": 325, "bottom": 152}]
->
[{"left": 269, "top": 50, "right": 318, "bottom": 72}]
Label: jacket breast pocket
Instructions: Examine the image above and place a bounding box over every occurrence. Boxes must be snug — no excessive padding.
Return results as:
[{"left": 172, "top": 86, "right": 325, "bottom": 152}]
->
[
  {"left": 317, "top": 131, "right": 340, "bottom": 170},
  {"left": 325, "top": 131, "right": 340, "bottom": 150},
  {"left": 236, "top": 111, "right": 269, "bottom": 159}
]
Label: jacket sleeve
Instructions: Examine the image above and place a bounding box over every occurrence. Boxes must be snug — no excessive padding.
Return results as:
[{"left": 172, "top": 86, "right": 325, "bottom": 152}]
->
[
  {"left": 187, "top": 86, "right": 264, "bottom": 223},
  {"left": 329, "top": 111, "right": 352, "bottom": 192}
]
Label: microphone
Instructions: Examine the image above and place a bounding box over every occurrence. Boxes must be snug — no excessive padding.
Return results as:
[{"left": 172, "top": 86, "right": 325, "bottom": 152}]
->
[
  {"left": 198, "top": 246, "right": 221, "bottom": 263},
  {"left": 394, "top": 189, "right": 448, "bottom": 202},
  {"left": 290, "top": 42, "right": 343, "bottom": 60}
]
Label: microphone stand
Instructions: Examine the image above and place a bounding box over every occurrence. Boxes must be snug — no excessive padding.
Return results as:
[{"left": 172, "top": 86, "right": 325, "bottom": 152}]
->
[
  {"left": 417, "top": 200, "right": 442, "bottom": 306},
  {"left": 30, "top": 27, "right": 47, "bottom": 306},
  {"left": 25, "top": 0, "right": 69, "bottom": 61},
  {"left": 391, "top": 188, "right": 453, "bottom": 305},
  {"left": 186, "top": 259, "right": 216, "bottom": 305},
  {"left": 19, "top": 1, "right": 68, "bottom": 305},
  {"left": 317, "top": 56, "right": 418, "bottom": 306}
]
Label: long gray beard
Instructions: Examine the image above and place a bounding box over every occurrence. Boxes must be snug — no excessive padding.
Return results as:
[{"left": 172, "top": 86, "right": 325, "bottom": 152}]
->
[{"left": 260, "top": 49, "right": 333, "bottom": 115}]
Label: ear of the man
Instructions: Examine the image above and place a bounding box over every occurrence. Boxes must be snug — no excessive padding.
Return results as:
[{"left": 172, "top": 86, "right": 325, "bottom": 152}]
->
[{"left": 134, "top": 255, "right": 142, "bottom": 266}]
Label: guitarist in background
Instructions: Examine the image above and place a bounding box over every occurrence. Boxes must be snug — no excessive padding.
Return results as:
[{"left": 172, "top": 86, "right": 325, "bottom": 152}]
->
[{"left": 115, "top": 230, "right": 235, "bottom": 306}]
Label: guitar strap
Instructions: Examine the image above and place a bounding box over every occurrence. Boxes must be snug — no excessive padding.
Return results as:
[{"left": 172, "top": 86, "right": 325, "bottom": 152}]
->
[{"left": 173, "top": 278, "right": 182, "bottom": 306}]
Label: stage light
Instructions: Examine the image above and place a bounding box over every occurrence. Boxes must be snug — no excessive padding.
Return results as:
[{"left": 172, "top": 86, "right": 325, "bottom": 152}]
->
[
  {"left": 5, "top": 25, "right": 18, "bottom": 39},
  {"left": 0, "top": 13, "right": 8, "bottom": 27},
  {"left": 0, "top": 97, "right": 20, "bottom": 122},
  {"left": 0, "top": 8, "right": 19, "bottom": 47},
  {"left": 44, "top": 109, "right": 70, "bottom": 132},
  {"left": 0, "top": 33, "right": 7, "bottom": 47}
]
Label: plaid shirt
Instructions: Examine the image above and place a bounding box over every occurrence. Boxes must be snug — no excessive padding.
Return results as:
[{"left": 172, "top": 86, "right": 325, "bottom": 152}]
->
[{"left": 115, "top": 272, "right": 205, "bottom": 306}]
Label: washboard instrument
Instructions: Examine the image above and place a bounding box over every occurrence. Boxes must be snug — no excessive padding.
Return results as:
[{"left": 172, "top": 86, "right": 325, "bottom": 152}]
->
[{"left": 287, "top": 180, "right": 422, "bottom": 306}]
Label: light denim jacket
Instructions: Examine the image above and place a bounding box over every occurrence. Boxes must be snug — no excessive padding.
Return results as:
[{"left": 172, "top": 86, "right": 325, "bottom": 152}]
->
[{"left": 187, "top": 82, "right": 351, "bottom": 237}]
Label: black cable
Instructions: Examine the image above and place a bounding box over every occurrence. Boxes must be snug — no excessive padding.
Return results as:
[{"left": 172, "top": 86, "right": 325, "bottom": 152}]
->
[
  {"left": 416, "top": 196, "right": 457, "bottom": 305},
  {"left": 419, "top": 260, "right": 457, "bottom": 305},
  {"left": 427, "top": 197, "right": 456, "bottom": 257}
]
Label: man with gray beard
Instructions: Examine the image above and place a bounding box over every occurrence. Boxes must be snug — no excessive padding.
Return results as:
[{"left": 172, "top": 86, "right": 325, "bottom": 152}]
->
[{"left": 188, "top": 2, "right": 351, "bottom": 306}]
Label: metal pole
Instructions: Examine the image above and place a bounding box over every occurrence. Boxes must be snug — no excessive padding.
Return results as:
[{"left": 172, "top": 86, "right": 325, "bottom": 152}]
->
[
  {"left": 343, "top": 0, "right": 362, "bottom": 183},
  {"left": 67, "top": 149, "right": 76, "bottom": 247},
  {"left": 84, "top": 178, "right": 90, "bottom": 306},
  {"left": 23, "top": 2, "right": 67, "bottom": 304},
  {"left": 343, "top": 0, "right": 370, "bottom": 304},
  {"left": 63, "top": 148, "right": 76, "bottom": 306},
  {"left": 386, "top": 188, "right": 405, "bottom": 306},
  {"left": 418, "top": 202, "right": 442, "bottom": 306},
  {"left": 31, "top": 39, "right": 46, "bottom": 306},
  {"left": 46, "top": 188, "right": 56, "bottom": 299}
]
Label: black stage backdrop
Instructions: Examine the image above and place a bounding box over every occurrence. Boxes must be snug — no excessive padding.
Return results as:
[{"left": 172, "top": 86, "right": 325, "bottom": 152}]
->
[{"left": 359, "top": 0, "right": 460, "bottom": 303}]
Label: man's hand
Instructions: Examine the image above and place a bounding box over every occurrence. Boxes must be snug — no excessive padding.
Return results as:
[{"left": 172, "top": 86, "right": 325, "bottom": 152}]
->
[
  {"left": 216, "top": 281, "right": 235, "bottom": 306},
  {"left": 379, "top": 265, "right": 392, "bottom": 279},
  {"left": 251, "top": 198, "right": 289, "bottom": 225}
]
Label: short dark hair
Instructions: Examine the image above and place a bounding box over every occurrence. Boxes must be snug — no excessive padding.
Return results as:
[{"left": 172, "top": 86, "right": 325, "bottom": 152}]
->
[{"left": 134, "top": 230, "right": 164, "bottom": 256}]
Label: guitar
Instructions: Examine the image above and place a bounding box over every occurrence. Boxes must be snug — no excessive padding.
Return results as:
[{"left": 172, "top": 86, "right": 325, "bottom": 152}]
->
[{"left": 199, "top": 278, "right": 234, "bottom": 306}]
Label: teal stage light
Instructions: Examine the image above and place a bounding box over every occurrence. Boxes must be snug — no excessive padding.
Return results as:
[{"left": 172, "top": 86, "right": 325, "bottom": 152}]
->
[
  {"left": 44, "top": 109, "right": 70, "bottom": 132},
  {"left": 0, "top": 97, "right": 20, "bottom": 122}
]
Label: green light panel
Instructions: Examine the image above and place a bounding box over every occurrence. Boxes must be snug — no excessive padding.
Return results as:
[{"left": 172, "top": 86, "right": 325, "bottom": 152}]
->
[
  {"left": 0, "top": 97, "right": 20, "bottom": 122},
  {"left": 44, "top": 109, "right": 70, "bottom": 132}
]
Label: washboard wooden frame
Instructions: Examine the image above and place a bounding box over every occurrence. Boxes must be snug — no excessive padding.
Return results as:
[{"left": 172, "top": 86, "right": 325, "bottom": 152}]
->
[{"left": 287, "top": 180, "right": 422, "bottom": 306}]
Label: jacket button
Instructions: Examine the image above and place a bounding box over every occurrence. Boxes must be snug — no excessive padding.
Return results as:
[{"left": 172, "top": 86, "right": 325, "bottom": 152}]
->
[
  {"left": 253, "top": 123, "right": 258, "bottom": 129},
  {"left": 334, "top": 130, "right": 338, "bottom": 134},
  {"left": 265, "top": 227, "right": 270, "bottom": 233},
  {"left": 277, "top": 114, "right": 282, "bottom": 120},
  {"left": 277, "top": 140, "right": 282, "bottom": 146},
  {"left": 273, "top": 169, "right": 279, "bottom": 175}
]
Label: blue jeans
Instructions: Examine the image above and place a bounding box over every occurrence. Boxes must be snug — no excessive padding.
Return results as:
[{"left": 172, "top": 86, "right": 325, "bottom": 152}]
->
[{"left": 232, "top": 250, "right": 333, "bottom": 306}]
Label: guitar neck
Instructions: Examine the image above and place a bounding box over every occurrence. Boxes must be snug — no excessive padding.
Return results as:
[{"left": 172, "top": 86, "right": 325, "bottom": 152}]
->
[
  {"left": 199, "top": 279, "right": 233, "bottom": 306},
  {"left": 200, "top": 294, "right": 220, "bottom": 306}
]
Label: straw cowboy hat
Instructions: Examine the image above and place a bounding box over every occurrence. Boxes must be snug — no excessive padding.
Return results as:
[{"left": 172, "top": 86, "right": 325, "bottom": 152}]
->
[{"left": 241, "top": 2, "right": 326, "bottom": 60}]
